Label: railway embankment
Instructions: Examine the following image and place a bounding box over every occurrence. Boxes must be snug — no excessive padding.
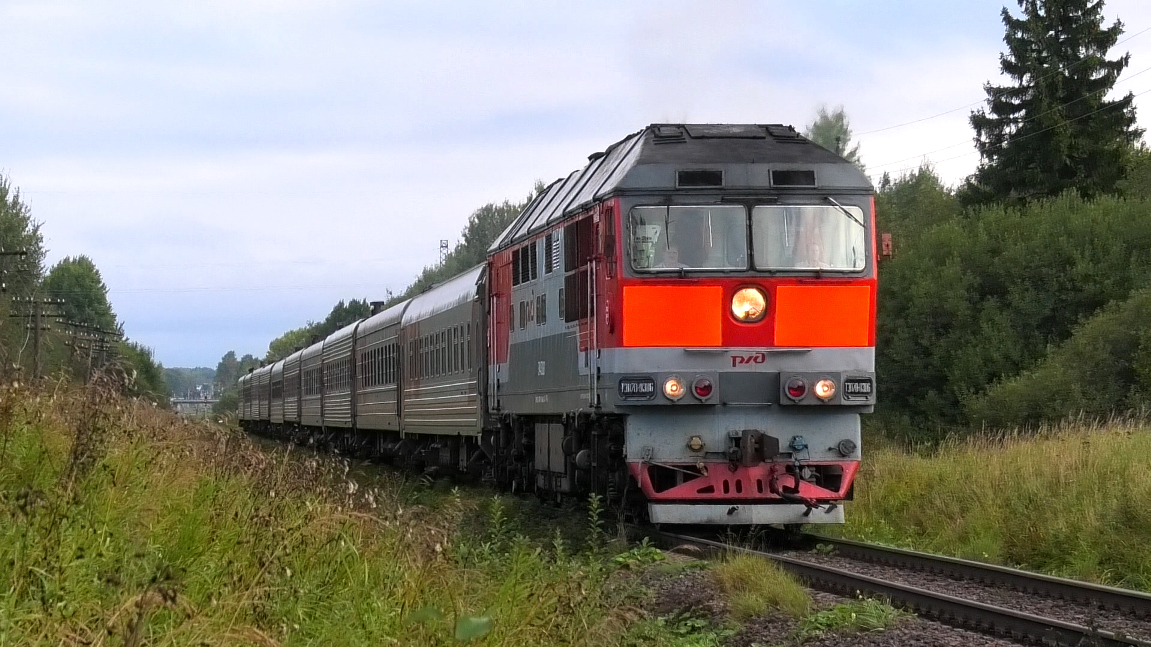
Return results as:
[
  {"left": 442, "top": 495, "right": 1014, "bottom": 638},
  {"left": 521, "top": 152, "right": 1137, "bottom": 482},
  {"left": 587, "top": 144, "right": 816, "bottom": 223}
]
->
[{"left": 840, "top": 420, "right": 1151, "bottom": 592}]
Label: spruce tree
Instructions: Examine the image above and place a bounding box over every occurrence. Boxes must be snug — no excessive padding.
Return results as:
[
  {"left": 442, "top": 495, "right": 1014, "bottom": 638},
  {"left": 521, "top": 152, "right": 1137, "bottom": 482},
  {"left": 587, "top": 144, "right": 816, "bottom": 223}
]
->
[
  {"left": 963, "top": 0, "right": 1141, "bottom": 205},
  {"left": 804, "top": 105, "right": 864, "bottom": 171}
]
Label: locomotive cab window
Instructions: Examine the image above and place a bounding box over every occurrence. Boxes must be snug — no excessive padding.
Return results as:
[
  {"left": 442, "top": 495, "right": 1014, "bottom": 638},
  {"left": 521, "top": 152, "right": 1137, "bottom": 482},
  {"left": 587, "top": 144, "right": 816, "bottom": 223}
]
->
[
  {"left": 630, "top": 205, "right": 747, "bottom": 271},
  {"left": 752, "top": 205, "right": 867, "bottom": 271}
]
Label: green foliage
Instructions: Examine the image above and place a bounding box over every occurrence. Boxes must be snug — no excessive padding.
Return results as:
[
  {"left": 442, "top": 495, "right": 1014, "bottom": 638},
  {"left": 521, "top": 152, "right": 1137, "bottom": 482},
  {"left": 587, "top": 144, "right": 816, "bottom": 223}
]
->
[
  {"left": 0, "top": 385, "right": 655, "bottom": 645},
  {"left": 794, "top": 597, "right": 908, "bottom": 640},
  {"left": 803, "top": 105, "right": 864, "bottom": 170},
  {"left": 964, "top": 0, "right": 1142, "bottom": 205},
  {"left": 623, "top": 613, "right": 735, "bottom": 647},
  {"left": 875, "top": 165, "right": 960, "bottom": 242},
  {"left": 877, "top": 188, "right": 1151, "bottom": 427},
  {"left": 310, "top": 298, "right": 372, "bottom": 339},
  {"left": 211, "top": 389, "right": 238, "bottom": 415},
  {"left": 162, "top": 366, "right": 215, "bottom": 399},
  {"left": 213, "top": 350, "right": 259, "bottom": 393},
  {"left": 586, "top": 493, "right": 605, "bottom": 551},
  {"left": 0, "top": 174, "right": 45, "bottom": 296},
  {"left": 712, "top": 554, "right": 810, "bottom": 619},
  {"left": 42, "top": 256, "right": 118, "bottom": 332},
  {"left": 264, "top": 325, "right": 313, "bottom": 362},
  {"left": 966, "top": 288, "right": 1151, "bottom": 427},
  {"left": 0, "top": 175, "right": 46, "bottom": 369},
  {"left": 389, "top": 183, "right": 543, "bottom": 305},
  {"left": 612, "top": 538, "right": 666, "bottom": 569},
  {"left": 118, "top": 341, "right": 169, "bottom": 403},
  {"left": 841, "top": 419, "right": 1151, "bottom": 590},
  {"left": 1117, "top": 145, "right": 1151, "bottom": 200}
]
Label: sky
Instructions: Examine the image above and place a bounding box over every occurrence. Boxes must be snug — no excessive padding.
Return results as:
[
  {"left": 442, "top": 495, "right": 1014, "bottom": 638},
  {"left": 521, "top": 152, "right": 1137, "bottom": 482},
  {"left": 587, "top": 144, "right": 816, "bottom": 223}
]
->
[{"left": 3, "top": 0, "right": 1150, "bottom": 369}]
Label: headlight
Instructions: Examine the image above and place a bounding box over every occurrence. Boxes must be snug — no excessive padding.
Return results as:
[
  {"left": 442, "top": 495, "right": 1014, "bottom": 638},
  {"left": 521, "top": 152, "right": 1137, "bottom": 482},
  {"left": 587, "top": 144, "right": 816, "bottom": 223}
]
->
[
  {"left": 663, "top": 375, "right": 686, "bottom": 400},
  {"left": 813, "top": 378, "right": 836, "bottom": 400},
  {"left": 731, "top": 287, "right": 767, "bottom": 322}
]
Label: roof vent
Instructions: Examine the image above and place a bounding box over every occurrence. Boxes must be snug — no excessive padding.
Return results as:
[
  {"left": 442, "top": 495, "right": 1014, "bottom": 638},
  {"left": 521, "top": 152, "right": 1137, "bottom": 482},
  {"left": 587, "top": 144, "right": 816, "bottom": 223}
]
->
[
  {"left": 771, "top": 169, "right": 817, "bottom": 188},
  {"left": 652, "top": 125, "right": 687, "bottom": 144},
  {"left": 677, "top": 169, "right": 724, "bottom": 188},
  {"left": 766, "top": 124, "right": 802, "bottom": 140},
  {"left": 684, "top": 124, "right": 766, "bottom": 139}
]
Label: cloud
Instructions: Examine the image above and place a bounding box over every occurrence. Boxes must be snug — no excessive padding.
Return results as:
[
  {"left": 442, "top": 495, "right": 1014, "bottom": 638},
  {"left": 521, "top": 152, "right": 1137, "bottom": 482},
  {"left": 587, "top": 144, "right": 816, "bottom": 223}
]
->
[{"left": 3, "top": 0, "right": 1149, "bottom": 366}]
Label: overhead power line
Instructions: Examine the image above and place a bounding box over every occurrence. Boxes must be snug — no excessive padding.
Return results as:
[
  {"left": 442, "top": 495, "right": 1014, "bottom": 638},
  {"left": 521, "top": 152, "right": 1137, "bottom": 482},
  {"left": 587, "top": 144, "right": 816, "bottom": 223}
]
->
[
  {"left": 857, "top": 22, "right": 1151, "bottom": 137},
  {"left": 867, "top": 62, "right": 1151, "bottom": 172},
  {"left": 874, "top": 85, "right": 1151, "bottom": 177}
]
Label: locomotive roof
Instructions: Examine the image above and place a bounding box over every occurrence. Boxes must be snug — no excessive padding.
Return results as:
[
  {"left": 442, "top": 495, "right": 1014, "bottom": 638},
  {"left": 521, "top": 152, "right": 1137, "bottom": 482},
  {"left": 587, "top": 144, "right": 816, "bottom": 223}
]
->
[
  {"left": 490, "top": 123, "right": 871, "bottom": 251},
  {"left": 402, "top": 264, "right": 484, "bottom": 326}
]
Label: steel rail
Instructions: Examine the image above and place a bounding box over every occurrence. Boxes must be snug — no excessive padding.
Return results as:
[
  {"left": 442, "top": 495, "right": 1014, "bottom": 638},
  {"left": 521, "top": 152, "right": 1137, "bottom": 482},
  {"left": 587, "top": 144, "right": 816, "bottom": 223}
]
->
[
  {"left": 640, "top": 528, "right": 1151, "bottom": 647},
  {"left": 803, "top": 533, "right": 1151, "bottom": 619}
]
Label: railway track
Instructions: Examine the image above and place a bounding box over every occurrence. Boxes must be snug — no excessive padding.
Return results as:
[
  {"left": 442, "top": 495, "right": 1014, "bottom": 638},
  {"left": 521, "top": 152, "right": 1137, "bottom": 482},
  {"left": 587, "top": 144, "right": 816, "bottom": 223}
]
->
[{"left": 638, "top": 527, "right": 1151, "bottom": 647}]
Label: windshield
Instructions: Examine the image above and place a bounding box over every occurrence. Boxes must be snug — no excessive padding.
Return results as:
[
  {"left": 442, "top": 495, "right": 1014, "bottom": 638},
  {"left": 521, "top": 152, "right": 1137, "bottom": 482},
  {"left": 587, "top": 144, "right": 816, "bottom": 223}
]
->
[
  {"left": 752, "top": 205, "right": 866, "bottom": 271},
  {"left": 630, "top": 205, "right": 747, "bottom": 271}
]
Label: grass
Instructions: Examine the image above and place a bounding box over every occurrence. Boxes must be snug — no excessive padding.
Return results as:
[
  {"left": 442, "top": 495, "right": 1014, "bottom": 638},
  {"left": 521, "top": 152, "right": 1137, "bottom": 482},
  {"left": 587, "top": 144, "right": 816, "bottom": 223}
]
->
[
  {"left": 0, "top": 378, "right": 655, "bottom": 646},
  {"left": 621, "top": 613, "right": 734, "bottom": 647},
  {"left": 841, "top": 418, "right": 1151, "bottom": 590},
  {"left": 794, "top": 597, "right": 908, "bottom": 640},
  {"left": 711, "top": 554, "right": 810, "bottom": 620}
]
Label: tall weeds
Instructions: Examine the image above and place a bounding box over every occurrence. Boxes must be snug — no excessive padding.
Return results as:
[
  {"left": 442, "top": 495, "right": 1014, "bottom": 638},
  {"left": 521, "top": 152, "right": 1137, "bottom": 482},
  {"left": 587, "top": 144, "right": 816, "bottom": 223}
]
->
[
  {"left": 0, "top": 379, "right": 638, "bottom": 646},
  {"left": 845, "top": 417, "right": 1151, "bottom": 590}
]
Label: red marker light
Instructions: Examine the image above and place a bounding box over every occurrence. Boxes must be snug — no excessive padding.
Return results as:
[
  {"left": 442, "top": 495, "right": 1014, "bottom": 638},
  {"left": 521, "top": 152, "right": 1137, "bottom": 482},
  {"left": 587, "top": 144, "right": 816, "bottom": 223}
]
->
[
  {"left": 786, "top": 378, "right": 807, "bottom": 400},
  {"left": 693, "top": 378, "right": 714, "bottom": 399}
]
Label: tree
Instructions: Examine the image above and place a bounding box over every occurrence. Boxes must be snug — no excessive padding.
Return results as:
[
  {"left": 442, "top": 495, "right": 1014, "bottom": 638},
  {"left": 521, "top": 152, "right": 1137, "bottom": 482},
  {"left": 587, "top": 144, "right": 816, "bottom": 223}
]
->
[
  {"left": 0, "top": 176, "right": 46, "bottom": 369},
  {"left": 803, "top": 105, "right": 864, "bottom": 170},
  {"left": 312, "top": 299, "right": 372, "bottom": 339},
  {"left": 119, "top": 341, "right": 169, "bottom": 404},
  {"left": 163, "top": 366, "right": 215, "bottom": 399},
  {"left": 390, "top": 183, "right": 544, "bottom": 304},
  {"left": 214, "top": 350, "right": 260, "bottom": 392},
  {"left": 265, "top": 326, "right": 314, "bottom": 362},
  {"left": 43, "top": 256, "right": 119, "bottom": 332},
  {"left": 963, "top": 0, "right": 1142, "bottom": 205}
]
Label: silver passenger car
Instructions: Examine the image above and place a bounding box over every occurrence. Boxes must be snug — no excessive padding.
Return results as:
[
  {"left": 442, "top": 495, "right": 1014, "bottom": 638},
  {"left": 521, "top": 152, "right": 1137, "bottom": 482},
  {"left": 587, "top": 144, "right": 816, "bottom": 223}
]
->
[
  {"left": 269, "top": 359, "right": 285, "bottom": 424},
  {"left": 254, "top": 365, "right": 271, "bottom": 422},
  {"left": 400, "top": 266, "right": 486, "bottom": 436},
  {"left": 321, "top": 321, "right": 359, "bottom": 429},
  {"left": 300, "top": 342, "right": 324, "bottom": 427},
  {"left": 354, "top": 300, "right": 410, "bottom": 432},
  {"left": 238, "top": 372, "right": 252, "bottom": 421},
  {"left": 283, "top": 348, "right": 304, "bottom": 425}
]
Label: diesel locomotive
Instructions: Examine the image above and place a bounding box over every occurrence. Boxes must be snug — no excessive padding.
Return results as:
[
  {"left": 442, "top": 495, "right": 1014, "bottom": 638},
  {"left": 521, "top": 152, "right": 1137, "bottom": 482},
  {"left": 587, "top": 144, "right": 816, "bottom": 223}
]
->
[{"left": 239, "top": 123, "right": 876, "bottom": 525}]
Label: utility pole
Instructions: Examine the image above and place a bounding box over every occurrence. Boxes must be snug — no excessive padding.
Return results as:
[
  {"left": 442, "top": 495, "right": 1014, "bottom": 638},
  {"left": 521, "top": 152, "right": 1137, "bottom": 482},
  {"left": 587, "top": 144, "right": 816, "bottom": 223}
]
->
[
  {"left": 10, "top": 297, "right": 65, "bottom": 379},
  {"left": 61, "top": 320, "right": 123, "bottom": 380},
  {"left": 0, "top": 247, "right": 28, "bottom": 294}
]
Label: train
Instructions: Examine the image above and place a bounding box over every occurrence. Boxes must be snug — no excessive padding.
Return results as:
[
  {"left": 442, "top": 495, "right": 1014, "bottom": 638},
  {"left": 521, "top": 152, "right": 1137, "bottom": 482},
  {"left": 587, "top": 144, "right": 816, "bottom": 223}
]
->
[{"left": 238, "top": 123, "right": 876, "bottom": 526}]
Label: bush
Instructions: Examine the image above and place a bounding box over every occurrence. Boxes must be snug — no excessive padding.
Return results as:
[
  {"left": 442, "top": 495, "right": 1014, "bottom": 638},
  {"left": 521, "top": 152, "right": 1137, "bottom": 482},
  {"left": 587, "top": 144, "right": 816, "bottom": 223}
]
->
[
  {"left": 877, "top": 189, "right": 1151, "bottom": 425},
  {"left": 966, "top": 288, "right": 1151, "bottom": 427}
]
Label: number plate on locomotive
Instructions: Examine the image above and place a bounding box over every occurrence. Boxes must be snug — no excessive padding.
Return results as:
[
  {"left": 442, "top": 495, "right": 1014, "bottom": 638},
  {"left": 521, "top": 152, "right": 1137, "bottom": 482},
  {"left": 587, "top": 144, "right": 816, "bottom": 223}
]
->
[
  {"left": 618, "top": 377, "right": 656, "bottom": 400},
  {"left": 842, "top": 377, "right": 874, "bottom": 401}
]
